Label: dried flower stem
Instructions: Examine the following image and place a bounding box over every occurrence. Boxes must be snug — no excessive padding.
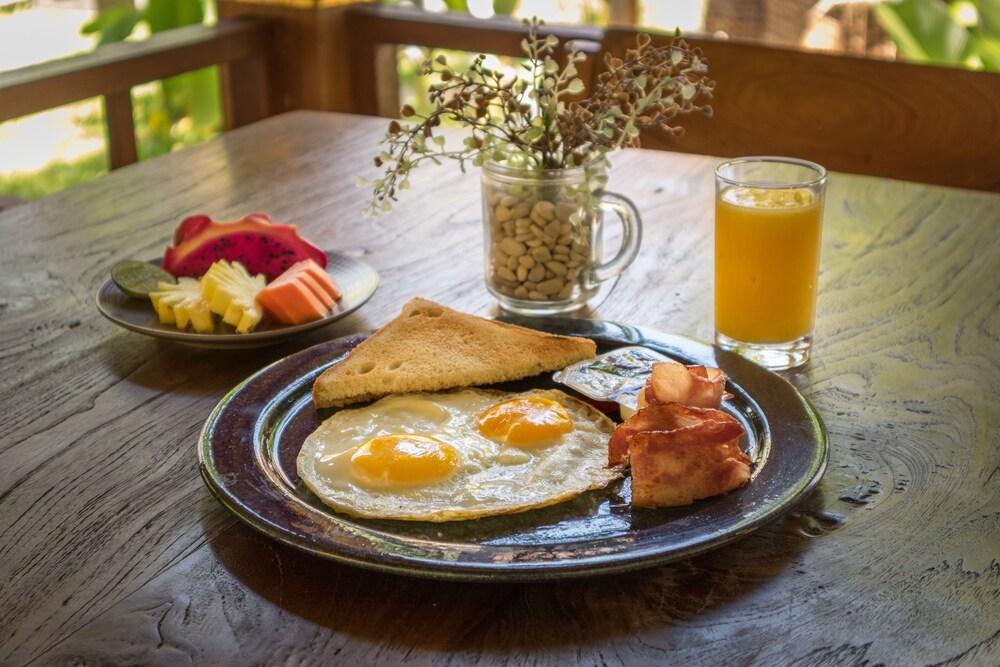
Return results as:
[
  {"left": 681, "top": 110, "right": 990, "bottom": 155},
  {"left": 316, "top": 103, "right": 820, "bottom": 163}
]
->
[{"left": 364, "top": 19, "right": 713, "bottom": 215}]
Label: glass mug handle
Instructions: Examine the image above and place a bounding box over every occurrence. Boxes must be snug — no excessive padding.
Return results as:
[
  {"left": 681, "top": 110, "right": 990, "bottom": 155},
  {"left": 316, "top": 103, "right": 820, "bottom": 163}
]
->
[{"left": 585, "top": 190, "right": 643, "bottom": 288}]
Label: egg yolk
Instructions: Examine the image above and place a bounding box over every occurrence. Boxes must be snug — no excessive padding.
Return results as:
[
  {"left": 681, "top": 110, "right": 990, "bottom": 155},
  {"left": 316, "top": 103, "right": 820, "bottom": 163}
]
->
[
  {"left": 349, "top": 434, "right": 459, "bottom": 488},
  {"left": 476, "top": 397, "right": 573, "bottom": 447}
]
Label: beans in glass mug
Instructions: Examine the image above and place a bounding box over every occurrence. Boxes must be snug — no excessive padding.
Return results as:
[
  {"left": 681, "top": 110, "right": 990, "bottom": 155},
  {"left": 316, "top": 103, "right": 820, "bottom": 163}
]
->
[{"left": 486, "top": 193, "right": 591, "bottom": 301}]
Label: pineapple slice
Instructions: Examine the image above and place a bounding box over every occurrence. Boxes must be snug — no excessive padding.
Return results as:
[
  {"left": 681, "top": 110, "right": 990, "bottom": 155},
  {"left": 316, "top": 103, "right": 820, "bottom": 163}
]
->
[
  {"left": 150, "top": 278, "right": 214, "bottom": 333},
  {"left": 200, "top": 260, "right": 266, "bottom": 333}
]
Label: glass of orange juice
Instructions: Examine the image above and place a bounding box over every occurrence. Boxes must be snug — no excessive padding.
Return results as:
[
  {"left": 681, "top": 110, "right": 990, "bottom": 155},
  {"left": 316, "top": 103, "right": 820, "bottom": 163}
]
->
[{"left": 714, "top": 157, "right": 826, "bottom": 370}]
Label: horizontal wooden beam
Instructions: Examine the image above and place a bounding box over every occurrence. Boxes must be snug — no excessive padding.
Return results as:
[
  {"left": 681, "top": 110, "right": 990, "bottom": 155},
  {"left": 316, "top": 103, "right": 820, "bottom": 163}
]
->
[
  {"left": 0, "top": 18, "right": 272, "bottom": 123},
  {"left": 348, "top": 4, "right": 603, "bottom": 57}
]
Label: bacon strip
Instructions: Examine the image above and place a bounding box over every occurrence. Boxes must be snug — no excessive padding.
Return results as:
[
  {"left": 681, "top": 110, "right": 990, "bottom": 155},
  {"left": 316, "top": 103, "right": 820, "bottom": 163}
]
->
[
  {"left": 609, "top": 403, "right": 735, "bottom": 466},
  {"left": 629, "top": 423, "right": 750, "bottom": 507},
  {"left": 607, "top": 363, "right": 750, "bottom": 507},
  {"left": 645, "top": 361, "right": 727, "bottom": 409}
]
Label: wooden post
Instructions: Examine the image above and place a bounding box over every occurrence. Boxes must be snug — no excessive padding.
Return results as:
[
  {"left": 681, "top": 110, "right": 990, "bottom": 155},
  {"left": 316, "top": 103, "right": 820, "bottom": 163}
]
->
[
  {"left": 217, "top": 0, "right": 380, "bottom": 115},
  {"left": 221, "top": 55, "right": 271, "bottom": 129},
  {"left": 373, "top": 44, "right": 400, "bottom": 118},
  {"left": 103, "top": 90, "right": 138, "bottom": 169},
  {"left": 607, "top": 0, "right": 639, "bottom": 26},
  {"left": 350, "top": 26, "right": 398, "bottom": 117}
]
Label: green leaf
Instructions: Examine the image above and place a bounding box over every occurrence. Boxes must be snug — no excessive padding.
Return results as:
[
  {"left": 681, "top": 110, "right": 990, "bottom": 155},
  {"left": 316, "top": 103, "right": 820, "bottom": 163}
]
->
[
  {"left": 81, "top": 5, "right": 142, "bottom": 45},
  {"left": 145, "top": 0, "right": 203, "bottom": 34},
  {"left": 566, "top": 78, "right": 585, "bottom": 95},
  {"left": 873, "top": 0, "right": 970, "bottom": 64},
  {"left": 442, "top": 0, "right": 469, "bottom": 12},
  {"left": 971, "top": 31, "right": 1000, "bottom": 69},
  {"left": 160, "top": 67, "right": 220, "bottom": 127},
  {"left": 493, "top": 0, "right": 519, "bottom": 16},
  {"left": 141, "top": 0, "right": 213, "bottom": 123},
  {"left": 975, "top": 0, "right": 1000, "bottom": 38}
]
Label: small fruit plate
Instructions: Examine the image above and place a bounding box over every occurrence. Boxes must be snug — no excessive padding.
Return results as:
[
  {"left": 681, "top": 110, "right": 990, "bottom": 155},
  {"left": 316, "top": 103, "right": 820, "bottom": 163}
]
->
[{"left": 96, "top": 252, "right": 379, "bottom": 349}]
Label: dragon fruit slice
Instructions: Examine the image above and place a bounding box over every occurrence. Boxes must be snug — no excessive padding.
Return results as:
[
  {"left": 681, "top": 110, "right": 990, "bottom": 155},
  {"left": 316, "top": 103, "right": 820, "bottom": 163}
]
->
[
  {"left": 172, "top": 214, "right": 212, "bottom": 245},
  {"left": 163, "top": 214, "right": 327, "bottom": 281}
]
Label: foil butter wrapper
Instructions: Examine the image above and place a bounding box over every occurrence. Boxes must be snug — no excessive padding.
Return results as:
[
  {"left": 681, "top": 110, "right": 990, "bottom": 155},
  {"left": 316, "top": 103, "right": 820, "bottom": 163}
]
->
[{"left": 553, "top": 346, "right": 670, "bottom": 416}]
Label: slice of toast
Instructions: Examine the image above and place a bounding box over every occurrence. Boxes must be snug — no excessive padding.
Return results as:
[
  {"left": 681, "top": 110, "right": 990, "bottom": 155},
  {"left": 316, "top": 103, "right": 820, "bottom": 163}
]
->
[{"left": 312, "top": 297, "right": 597, "bottom": 407}]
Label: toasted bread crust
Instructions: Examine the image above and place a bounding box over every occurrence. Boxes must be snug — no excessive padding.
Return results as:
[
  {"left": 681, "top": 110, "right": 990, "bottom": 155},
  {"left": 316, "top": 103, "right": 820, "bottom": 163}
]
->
[{"left": 312, "top": 297, "right": 596, "bottom": 407}]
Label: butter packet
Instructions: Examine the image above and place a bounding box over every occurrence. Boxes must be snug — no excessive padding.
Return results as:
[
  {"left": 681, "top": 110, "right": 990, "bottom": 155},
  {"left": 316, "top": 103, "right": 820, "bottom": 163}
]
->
[{"left": 553, "top": 346, "right": 670, "bottom": 414}]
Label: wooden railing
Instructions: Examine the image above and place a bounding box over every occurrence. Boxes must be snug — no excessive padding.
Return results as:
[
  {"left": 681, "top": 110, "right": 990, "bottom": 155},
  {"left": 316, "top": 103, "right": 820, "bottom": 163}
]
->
[
  {"left": 346, "top": 4, "right": 603, "bottom": 118},
  {"left": 2, "top": 3, "right": 999, "bottom": 193},
  {"left": 342, "top": 5, "right": 1000, "bottom": 192},
  {"left": 0, "top": 18, "right": 273, "bottom": 170},
  {"left": 601, "top": 29, "right": 1000, "bottom": 192}
]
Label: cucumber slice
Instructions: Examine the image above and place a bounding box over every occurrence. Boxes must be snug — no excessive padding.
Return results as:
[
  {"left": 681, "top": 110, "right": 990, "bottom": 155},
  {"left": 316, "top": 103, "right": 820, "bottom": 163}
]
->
[{"left": 111, "top": 260, "right": 176, "bottom": 299}]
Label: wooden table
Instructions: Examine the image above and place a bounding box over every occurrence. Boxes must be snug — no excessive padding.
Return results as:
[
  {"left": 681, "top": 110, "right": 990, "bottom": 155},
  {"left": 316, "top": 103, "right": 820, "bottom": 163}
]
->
[{"left": 2, "top": 111, "right": 997, "bottom": 666}]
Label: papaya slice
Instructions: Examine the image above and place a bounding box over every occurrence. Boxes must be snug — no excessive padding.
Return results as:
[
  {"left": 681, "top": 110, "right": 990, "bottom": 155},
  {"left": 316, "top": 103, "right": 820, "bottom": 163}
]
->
[
  {"left": 299, "top": 261, "right": 342, "bottom": 301},
  {"left": 258, "top": 259, "right": 341, "bottom": 325}
]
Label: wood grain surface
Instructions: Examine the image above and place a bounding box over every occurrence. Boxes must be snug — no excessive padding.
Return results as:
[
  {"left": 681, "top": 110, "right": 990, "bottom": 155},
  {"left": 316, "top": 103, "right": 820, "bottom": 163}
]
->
[{"left": 1, "top": 111, "right": 997, "bottom": 666}]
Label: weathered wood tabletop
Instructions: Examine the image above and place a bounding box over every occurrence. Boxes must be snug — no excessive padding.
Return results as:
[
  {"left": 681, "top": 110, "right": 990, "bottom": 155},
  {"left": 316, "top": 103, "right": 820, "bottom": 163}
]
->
[{"left": 2, "top": 111, "right": 998, "bottom": 666}]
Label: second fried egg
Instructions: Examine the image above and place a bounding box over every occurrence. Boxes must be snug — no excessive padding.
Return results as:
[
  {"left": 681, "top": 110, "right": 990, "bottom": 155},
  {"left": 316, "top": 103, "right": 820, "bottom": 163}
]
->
[{"left": 297, "top": 388, "right": 620, "bottom": 522}]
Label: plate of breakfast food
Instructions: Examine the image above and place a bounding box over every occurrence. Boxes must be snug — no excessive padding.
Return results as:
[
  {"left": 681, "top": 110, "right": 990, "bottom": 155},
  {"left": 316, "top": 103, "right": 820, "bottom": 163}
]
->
[
  {"left": 198, "top": 298, "right": 827, "bottom": 580},
  {"left": 96, "top": 213, "right": 379, "bottom": 348}
]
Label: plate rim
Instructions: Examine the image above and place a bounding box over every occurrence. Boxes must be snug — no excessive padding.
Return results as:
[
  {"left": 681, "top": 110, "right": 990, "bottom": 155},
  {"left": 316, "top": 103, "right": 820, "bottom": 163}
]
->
[
  {"left": 198, "top": 320, "right": 828, "bottom": 581},
  {"left": 95, "top": 251, "right": 379, "bottom": 345}
]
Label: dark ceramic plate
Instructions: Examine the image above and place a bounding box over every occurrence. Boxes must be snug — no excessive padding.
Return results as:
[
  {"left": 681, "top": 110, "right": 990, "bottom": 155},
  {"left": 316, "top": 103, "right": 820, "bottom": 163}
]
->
[
  {"left": 96, "top": 252, "right": 378, "bottom": 349},
  {"left": 199, "top": 318, "right": 827, "bottom": 581}
]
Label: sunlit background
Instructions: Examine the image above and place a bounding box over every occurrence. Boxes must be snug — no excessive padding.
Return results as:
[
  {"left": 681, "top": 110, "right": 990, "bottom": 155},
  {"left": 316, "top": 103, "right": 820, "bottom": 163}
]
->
[{"left": 1, "top": 0, "right": 995, "bottom": 199}]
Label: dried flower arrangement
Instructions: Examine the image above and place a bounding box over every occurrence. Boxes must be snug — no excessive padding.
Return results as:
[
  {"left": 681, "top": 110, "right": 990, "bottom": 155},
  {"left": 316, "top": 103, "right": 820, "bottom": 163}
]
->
[{"left": 365, "top": 18, "right": 714, "bottom": 215}]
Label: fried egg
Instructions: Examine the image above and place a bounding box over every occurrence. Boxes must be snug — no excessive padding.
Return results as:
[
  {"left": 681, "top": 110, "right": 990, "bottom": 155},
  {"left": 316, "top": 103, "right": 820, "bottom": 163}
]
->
[{"left": 297, "top": 388, "right": 620, "bottom": 522}]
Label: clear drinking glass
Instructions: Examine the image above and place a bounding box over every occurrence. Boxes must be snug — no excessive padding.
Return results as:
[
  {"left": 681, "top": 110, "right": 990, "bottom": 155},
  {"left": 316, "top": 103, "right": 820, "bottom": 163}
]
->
[
  {"left": 714, "top": 157, "right": 826, "bottom": 370},
  {"left": 481, "top": 161, "right": 642, "bottom": 316}
]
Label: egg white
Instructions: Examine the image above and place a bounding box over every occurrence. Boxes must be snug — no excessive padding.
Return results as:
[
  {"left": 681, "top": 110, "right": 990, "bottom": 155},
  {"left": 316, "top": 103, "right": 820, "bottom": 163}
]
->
[{"left": 297, "top": 388, "right": 621, "bottom": 522}]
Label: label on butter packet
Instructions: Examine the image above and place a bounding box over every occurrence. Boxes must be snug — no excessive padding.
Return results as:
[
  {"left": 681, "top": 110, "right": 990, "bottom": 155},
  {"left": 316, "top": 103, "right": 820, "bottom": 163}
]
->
[{"left": 553, "top": 346, "right": 670, "bottom": 411}]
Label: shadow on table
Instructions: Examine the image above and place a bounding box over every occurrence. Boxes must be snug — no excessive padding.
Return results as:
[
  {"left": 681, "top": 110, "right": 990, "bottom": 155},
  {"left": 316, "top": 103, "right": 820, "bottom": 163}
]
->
[
  {"left": 202, "top": 488, "right": 838, "bottom": 654},
  {"left": 94, "top": 310, "right": 375, "bottom": 395}
]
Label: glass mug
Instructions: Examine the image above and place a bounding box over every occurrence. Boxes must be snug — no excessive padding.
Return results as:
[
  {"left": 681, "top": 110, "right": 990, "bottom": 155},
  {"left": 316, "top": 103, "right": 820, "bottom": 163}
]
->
[
  {"left": 714, "top": 156, "right": 827, "bottom": 370},
  {"left": 481, "top": 161, "right": 642, "bottom": 316}
]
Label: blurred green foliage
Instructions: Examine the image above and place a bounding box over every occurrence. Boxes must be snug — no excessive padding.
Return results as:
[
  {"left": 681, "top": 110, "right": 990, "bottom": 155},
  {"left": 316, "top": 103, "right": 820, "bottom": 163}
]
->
[
  {"left": 83, "top": 0, "right": 222, "bottom": 160},
  {"left": 7, "top": 0, "right": 995, "bottom": 201},
  {"left": 0, "top": 0, "right": 221, "bottom": 199},
  {"left": 875, "top": 0, "right": 1000, "bottom": 69},
  {"left": 0, "top": 152, "right": 107, "bottom": 200}
]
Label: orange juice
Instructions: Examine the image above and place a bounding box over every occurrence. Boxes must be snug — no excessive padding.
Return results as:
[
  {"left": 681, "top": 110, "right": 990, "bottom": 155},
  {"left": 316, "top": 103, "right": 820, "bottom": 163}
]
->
[{"left": 715, "top": 186, "right": 823, "bottom": 343}]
